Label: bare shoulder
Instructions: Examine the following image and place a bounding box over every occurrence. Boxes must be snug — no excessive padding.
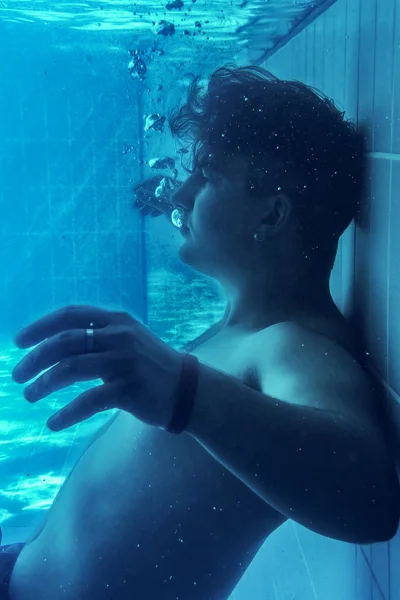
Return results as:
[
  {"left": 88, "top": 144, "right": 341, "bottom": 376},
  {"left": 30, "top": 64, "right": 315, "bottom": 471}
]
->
[{"left": 244, "top": 321, "right": 382, "bottom": 424}]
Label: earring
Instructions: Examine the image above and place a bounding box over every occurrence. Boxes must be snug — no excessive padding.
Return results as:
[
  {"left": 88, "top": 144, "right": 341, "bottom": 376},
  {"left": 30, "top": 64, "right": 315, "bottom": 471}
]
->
[{"left": 254, "top": 231, "right": 266, "bottom": 243}]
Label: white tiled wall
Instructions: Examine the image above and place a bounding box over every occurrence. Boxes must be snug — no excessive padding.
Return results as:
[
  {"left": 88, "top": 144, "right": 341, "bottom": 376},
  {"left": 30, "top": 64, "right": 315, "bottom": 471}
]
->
[{"left": 230, "top": 1, "right": 400, "bottom": 599}]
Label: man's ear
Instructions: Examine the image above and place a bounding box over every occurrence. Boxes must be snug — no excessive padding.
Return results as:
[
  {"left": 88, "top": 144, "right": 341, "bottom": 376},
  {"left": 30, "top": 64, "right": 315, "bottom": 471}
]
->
[{"left": 260, "top": 194, "right": 292, "bottom": 234}]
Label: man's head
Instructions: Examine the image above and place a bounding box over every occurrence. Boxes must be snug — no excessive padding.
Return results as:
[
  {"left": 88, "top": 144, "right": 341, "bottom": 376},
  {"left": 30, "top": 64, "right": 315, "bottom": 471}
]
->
[{"left": 168, "top": 64, "right": 365, "bottom": 323}]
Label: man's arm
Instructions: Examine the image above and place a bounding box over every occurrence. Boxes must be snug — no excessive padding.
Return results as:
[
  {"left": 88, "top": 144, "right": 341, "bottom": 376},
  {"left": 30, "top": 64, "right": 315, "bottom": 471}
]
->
[
  {"left": 24, "top": 324, "right": 221, "bottom": 545},
  {"left": 186, "top": 322, "right": 400, "bottom": 544}
]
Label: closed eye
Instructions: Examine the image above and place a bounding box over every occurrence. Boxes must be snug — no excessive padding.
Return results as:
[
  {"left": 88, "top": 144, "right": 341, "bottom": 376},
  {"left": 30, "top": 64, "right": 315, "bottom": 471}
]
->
[{"left": 201, "top": 166, "right": 219, "bottom": 182}]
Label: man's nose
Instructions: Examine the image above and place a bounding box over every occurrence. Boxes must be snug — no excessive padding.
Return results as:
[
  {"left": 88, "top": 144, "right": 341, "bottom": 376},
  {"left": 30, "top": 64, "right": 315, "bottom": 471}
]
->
[
  {"left": 170, "top": 180, "right": 192, "bottom": 208},
  {"left": 171, "top": 170, "right": 202, "bottom": 206}
]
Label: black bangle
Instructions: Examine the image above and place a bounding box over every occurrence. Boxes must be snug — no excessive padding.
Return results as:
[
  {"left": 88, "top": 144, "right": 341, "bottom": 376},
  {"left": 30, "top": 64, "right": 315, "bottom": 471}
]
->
[{"left": 166, "top": 353, "right": 200, "bottom": 434}]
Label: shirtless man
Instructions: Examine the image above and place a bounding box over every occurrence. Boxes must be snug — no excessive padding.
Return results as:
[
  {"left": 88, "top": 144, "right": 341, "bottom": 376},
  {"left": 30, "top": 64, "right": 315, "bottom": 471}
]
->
[{"left": 6, "top": 64, "right": 400, "bottom": 600}]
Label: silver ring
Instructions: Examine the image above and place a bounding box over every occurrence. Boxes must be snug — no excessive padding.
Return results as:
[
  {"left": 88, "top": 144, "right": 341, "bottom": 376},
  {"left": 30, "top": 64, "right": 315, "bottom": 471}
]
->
[{"left": 85, "top": 323, "right": 95, "bottom": 354}]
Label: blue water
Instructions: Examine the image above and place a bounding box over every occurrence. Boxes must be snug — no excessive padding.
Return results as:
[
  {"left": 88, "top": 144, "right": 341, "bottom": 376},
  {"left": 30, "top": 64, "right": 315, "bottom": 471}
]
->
[{"left": 1, "top": 344, "right": 111, "bottom": 525}]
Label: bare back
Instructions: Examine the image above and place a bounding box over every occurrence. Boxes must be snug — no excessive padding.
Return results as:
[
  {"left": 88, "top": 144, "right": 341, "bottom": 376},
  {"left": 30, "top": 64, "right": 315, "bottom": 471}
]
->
[{"left": 10, "top": 312, "right": 360, "bottom": 600}]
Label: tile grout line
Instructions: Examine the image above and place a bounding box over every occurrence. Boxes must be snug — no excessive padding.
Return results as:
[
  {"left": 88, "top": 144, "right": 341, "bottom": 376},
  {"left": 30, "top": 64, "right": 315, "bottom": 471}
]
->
[
  {"left": 290, "top": 523, "right": 319, "bottom": 599},
  {"left": 367, "top": 152, "right": 400, "bottom": 160},
  {"left": 359, "top": 546, "right": 389, "bottom": 600}
]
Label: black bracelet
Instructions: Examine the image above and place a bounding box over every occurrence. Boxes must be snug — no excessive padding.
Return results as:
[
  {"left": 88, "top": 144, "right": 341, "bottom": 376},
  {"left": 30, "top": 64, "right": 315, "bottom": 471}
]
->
[{"left": 166, "top": 353, "right": 200, "bottom": 434}]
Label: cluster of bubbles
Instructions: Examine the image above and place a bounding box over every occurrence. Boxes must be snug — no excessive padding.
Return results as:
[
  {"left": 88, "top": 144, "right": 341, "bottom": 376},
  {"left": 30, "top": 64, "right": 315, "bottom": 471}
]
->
[{"left": 127, "top": 3, "right": 197, "bottom": 231}]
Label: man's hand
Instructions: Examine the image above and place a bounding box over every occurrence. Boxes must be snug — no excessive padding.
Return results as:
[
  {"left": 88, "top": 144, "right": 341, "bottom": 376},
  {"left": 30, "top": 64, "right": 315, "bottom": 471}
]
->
[{"left": 11, "top": 305, "right": 184, "bottom": 431}]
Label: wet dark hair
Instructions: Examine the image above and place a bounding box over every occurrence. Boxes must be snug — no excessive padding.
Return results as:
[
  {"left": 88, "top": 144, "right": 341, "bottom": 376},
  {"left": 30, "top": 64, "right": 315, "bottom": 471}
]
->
[{"left": 168, "top": 63, "right": 365, "bottom": 271}]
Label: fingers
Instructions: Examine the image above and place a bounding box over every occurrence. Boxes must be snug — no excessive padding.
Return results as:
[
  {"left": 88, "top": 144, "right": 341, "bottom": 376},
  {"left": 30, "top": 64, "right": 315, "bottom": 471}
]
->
[
  {"left": 47, "top": 382, "right": 121, "bottom": 431},
  {"left": 23, "top": 353, "right": 114, "bottom": 402},
  {"left": 11, "top": 305, "right": 140, "bottom": 432},
  {"left": 12, "top": 325, "right": 135, "bottom": 385},
  {"left": 14, "top": 305, "right": 134, "bottom": 349},
  {"left": 12, "top": 329, "right": 88, "bottom": 383}
]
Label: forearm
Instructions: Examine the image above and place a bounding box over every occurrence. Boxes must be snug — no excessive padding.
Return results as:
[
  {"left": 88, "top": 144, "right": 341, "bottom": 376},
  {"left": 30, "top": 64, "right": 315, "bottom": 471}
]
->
[{"left": 186, "top": 362, "right": 400, "bottom": 543}]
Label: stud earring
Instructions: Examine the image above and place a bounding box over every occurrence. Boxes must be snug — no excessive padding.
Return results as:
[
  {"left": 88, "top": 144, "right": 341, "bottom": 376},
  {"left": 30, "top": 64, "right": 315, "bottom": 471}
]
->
[{"left": 253, "top": 231, "right": 266, "bottom": 242}]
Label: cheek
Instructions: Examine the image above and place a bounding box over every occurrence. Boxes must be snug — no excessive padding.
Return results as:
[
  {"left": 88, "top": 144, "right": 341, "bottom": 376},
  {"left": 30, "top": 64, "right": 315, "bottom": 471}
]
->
[
  {"left": 191, "top": 189, "right": 221, "bottom": 229},
  {"left": 192, "top": 184, "right": 249, "bottom": 241}
]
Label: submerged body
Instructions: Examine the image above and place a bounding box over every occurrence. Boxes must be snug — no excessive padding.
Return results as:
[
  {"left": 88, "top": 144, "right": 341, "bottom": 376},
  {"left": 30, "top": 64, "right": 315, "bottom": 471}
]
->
[
  {"left": 8, "top": 64, "right": 400, "bottom": 600},
  {"left": 10, "top": 310, "right": 371, "bottom": 600}
]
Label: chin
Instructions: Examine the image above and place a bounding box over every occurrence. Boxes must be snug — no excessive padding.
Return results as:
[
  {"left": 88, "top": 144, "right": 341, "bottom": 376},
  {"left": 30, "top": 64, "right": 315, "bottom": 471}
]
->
[
  {"left": 179, "top": 239, "right": 202, "bottom": 268},
  {"left": 178, "top": 238, "right": 194, "bottom": 264}
]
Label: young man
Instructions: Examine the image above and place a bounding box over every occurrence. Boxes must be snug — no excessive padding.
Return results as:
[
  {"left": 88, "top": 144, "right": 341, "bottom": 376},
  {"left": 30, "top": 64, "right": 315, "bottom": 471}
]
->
[{"left": 6, "top": 64, "right": 400, "bottom": 600}]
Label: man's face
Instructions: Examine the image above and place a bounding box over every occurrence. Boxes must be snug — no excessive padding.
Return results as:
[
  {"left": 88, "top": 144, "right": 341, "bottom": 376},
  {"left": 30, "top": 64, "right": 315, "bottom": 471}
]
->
[{"left": 171, "top": 155, "right": 263, "bottom": 279}]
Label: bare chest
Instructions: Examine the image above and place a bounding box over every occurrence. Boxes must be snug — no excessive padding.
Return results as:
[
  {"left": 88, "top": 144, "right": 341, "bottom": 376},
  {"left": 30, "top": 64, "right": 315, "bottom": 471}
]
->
[
  {"left": 33, "top": 330, "right": 282, "bottom": 599},
  {"left": 82, "top": 330, "right": 262, "bottom": 508}
]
